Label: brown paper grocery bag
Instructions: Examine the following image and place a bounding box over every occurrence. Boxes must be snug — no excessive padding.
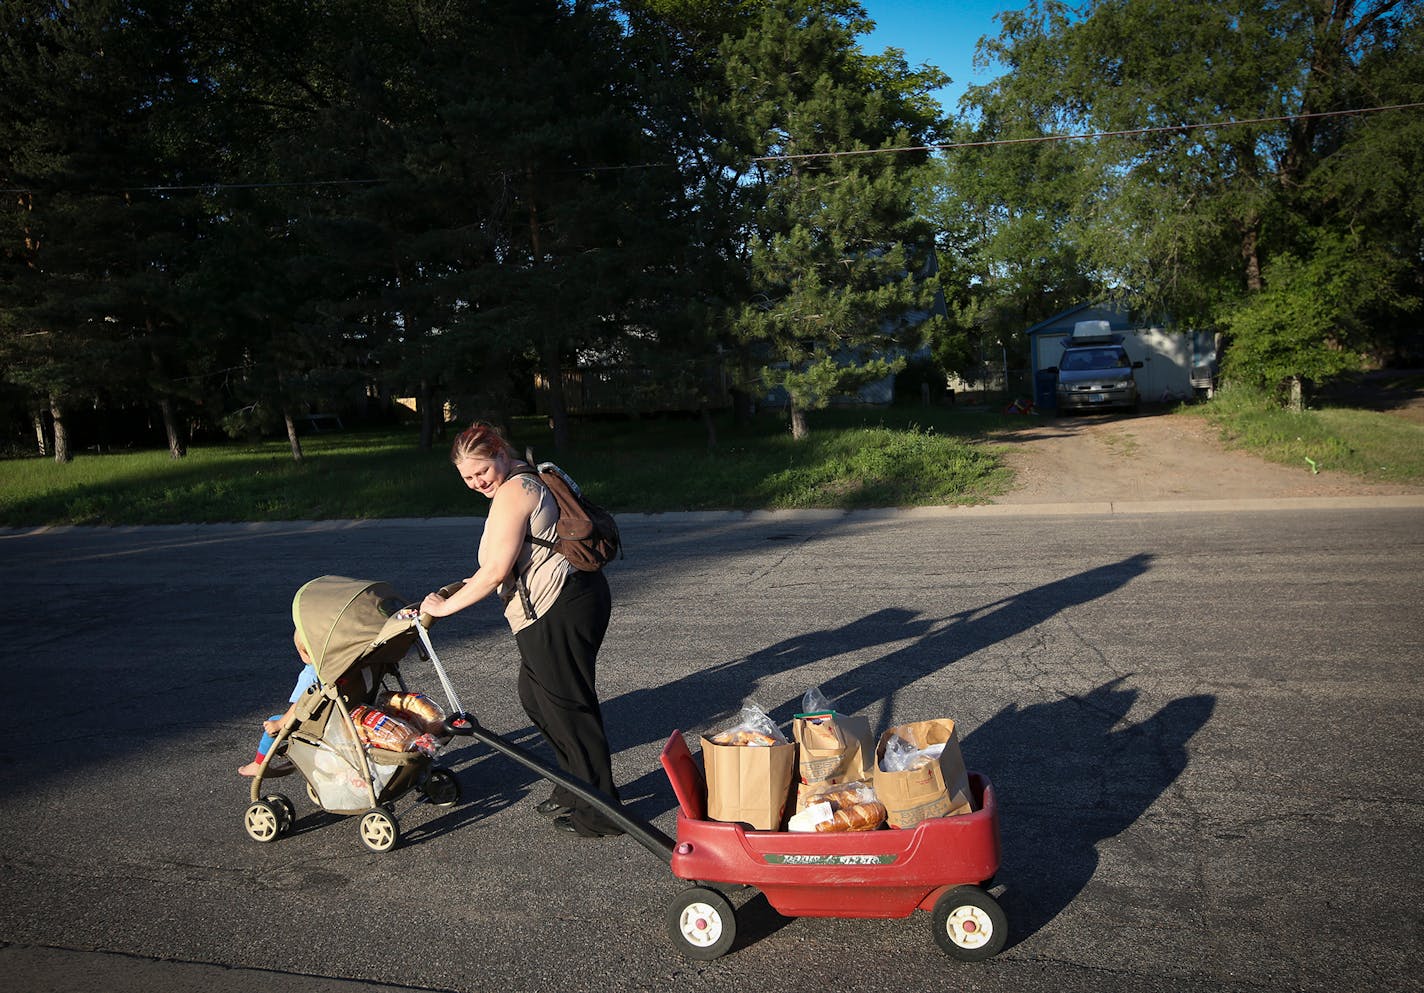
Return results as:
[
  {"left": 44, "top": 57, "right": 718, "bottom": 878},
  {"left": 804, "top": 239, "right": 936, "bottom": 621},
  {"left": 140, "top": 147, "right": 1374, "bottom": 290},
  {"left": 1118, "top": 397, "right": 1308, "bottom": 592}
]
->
[
  {"left": 872, "top": 718, "right": 974, "bottom": 828},
  {"left": 699, "top": 736, "right": 796, "bottom": 830},
  {"left": 792, "top": 711, "right": 874, "bottom": 811}
]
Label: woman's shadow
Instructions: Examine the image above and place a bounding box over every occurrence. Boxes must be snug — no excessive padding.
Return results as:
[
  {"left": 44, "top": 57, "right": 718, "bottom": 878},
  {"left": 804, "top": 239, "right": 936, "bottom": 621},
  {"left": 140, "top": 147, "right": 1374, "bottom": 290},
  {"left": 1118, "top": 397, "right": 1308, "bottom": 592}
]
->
[{"left": 962, "top": 678, "right": 1214, "bottom": 944}]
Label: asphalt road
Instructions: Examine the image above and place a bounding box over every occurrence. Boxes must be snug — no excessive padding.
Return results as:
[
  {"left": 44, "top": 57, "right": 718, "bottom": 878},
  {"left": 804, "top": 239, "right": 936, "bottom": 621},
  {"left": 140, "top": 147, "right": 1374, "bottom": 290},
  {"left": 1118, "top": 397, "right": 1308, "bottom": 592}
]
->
[{"left": 2, "top": 500, "right": 1422, "bottom": 993}]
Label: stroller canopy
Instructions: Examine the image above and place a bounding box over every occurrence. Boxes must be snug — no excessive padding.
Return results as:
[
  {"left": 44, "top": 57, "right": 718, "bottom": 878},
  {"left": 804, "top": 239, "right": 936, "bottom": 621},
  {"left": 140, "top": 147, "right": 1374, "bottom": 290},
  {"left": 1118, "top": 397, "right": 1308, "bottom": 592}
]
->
[{"left": 292, "top": 576, "right": 416, "bottom": 684}]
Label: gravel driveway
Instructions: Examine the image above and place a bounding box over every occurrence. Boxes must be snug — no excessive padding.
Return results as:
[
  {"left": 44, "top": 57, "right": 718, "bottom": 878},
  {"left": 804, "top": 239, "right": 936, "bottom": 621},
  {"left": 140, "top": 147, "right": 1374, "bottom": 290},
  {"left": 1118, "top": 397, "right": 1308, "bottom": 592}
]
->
[{"left": 986, "top": 407, "right": 1422, "bottom": 505}]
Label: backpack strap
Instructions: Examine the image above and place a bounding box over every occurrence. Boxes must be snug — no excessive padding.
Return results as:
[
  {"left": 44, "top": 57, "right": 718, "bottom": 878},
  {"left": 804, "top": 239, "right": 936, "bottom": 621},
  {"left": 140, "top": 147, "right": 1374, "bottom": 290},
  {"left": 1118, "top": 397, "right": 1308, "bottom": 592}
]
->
[{"left": 503, "top": 463, "right": 546, "bottom": 621}]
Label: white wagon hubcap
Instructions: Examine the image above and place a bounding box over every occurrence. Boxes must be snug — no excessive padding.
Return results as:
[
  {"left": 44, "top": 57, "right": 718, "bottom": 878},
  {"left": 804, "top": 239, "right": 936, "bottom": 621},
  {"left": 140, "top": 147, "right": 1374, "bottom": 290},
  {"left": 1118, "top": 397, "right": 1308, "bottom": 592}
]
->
[
  {"left": 945, "top": 904, "right": 994, "bottom": 949},
  {"left": 678, "top": 902, "right": 724, "bottom": 948}
]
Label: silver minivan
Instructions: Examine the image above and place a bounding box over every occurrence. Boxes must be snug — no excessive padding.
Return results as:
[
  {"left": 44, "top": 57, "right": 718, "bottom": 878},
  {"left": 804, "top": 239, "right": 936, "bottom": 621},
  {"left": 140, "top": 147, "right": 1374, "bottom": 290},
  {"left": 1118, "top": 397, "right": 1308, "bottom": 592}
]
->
[{"left": 1052, "top": 341, "right": 1143, "bottom": 413}]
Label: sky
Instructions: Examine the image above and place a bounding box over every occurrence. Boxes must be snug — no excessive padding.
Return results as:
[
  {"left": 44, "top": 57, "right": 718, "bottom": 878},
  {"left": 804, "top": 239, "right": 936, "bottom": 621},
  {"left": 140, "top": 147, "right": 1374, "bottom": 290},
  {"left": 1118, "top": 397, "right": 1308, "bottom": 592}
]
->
[{"left": 860, "top": 0, "right": 1008, "bottom": 111}]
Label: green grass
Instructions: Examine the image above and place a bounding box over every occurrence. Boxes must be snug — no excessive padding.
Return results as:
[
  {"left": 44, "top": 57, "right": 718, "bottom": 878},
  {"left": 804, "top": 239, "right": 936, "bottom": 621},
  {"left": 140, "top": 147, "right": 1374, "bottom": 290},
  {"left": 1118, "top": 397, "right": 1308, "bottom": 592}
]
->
[
  {"left": 0, "top": 408, "right": 1014, "bottom": 526},
  {"left": 1193, "top": 383, "right": 1424, "bottom": 481},
  {"left": 4, "top": 391, "right": 1420, "bottom": 527}
]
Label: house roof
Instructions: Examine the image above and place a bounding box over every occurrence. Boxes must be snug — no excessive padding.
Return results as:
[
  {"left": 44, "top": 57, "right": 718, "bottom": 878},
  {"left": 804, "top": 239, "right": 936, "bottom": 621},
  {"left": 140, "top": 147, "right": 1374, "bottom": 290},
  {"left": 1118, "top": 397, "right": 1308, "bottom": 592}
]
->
[{"left": 1023, "top": 301, "right": 1120, "bottom": 338}]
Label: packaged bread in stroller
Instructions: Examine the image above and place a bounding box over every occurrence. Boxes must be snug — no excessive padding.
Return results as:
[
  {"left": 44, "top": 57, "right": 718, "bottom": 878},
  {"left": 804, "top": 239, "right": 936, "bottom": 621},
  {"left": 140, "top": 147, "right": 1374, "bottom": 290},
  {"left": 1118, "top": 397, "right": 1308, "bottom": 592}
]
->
[
  {"left": 872, "top": 718, "right": 973, "bottom": 827},
  {"left": 377, "top": 690, "right": 448, "bottom": 737},
  {"left": 791, "top": 686, "right": 874, "bottom": 811},
  {"left": 350, "top": 705, "right": 438, "bottom": 757},
  {"left": 700, "top": 702, "right": 796, "bottom": 831}
]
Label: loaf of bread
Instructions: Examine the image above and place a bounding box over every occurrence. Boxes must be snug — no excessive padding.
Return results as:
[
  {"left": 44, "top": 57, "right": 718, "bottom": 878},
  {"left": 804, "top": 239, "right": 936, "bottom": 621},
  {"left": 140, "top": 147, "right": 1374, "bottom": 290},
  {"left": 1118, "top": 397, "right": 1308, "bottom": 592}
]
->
[
  {"left": 812, "top": 786, "right": 871, "bottom": 810},
  {"left": 378, "top": 690, "right": 447, "bottom": 736},
  {"left": 712, "top": 729, "right": 778, "bottom": 746},
  {"left": 350, "top": 705, "right": 420, "bottom": 751},
  {"left": 815, "top": 801, "right": 887, "bottom": 832}
]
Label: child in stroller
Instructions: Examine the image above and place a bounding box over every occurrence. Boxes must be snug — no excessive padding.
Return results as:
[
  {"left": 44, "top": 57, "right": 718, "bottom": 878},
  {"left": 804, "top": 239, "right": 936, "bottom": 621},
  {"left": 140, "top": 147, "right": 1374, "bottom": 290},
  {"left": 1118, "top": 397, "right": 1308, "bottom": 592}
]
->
[
  {"left": 242, "top": 576, "right": 461, "bottom": 852},
  {"left": 238, "top": 629, "right": 316, "bottom": 777}
]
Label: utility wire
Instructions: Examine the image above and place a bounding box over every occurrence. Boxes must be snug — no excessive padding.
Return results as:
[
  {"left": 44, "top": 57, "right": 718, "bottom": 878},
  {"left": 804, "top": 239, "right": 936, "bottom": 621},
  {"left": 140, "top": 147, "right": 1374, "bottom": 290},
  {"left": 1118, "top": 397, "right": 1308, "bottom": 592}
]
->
[
  {"left": 2, "top": 101, "right": 1420, "bottom": 194},
  {"left": 751, "top": 101, "right": 1424, "bottom": 163}
]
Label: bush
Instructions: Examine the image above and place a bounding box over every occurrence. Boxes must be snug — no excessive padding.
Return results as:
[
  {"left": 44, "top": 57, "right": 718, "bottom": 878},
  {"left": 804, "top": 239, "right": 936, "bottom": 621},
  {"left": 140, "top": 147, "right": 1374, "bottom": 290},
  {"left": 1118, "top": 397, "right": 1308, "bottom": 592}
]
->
[{"left": 893, "top": 356, "right": 949, "bottom": 406}]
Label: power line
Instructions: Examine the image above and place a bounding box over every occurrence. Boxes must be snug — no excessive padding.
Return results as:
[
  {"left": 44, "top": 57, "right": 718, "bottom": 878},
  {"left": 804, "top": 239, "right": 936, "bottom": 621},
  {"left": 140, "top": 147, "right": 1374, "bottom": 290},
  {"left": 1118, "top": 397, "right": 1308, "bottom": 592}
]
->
[
  {"left": 751, "top": 102, "right": 1424, "bottom": 163},
  {"left": 2, "top": 101, "right": 1419, "bottom": 194},
  {"left": 135, "top": 178, "right": 386, "bottom": 193}
]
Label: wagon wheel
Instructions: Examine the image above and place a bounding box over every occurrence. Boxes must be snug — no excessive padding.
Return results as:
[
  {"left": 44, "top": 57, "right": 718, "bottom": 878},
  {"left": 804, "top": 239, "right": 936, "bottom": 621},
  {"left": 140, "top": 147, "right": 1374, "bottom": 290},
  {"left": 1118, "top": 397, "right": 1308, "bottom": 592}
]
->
[
  {"left": 667, "top": 887, "right": 736, "bottom": 960},
  {"left": 243, "top": 800, "right": 282, "bottom": 844},
  {"left": 931, "top": 886, "right": 1007, "bottom": 961},
  {"left": 358, "top": 807, "right": 400, "bottom": 853},
  {"left": 263, "top": 793, "right": 296, "bottom": 834},
  {"left": 421, "top": 767, "right": 460, "bottom": 807}
]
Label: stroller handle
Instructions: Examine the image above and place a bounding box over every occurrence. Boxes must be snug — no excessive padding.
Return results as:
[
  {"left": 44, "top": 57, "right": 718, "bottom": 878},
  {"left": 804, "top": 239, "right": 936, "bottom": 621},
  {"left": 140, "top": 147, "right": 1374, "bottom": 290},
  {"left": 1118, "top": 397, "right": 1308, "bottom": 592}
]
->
[{"left": 418, "top": 580, "right": 467, "bottom": 629}]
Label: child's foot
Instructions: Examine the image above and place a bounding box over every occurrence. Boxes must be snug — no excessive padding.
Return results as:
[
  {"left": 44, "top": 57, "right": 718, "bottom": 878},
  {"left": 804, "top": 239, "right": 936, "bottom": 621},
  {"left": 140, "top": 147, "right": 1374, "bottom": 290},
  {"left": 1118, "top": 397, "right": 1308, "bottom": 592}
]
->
[{"left": 237, "top": 761, "right": 261, "bottom": 776}]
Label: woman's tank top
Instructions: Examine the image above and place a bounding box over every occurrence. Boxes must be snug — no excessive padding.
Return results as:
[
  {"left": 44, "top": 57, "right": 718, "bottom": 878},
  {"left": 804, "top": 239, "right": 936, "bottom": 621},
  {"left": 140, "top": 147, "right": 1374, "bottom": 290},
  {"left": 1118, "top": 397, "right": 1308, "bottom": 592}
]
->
[{"left": 484, "top": 473, "right": 569, "bottom": 633}]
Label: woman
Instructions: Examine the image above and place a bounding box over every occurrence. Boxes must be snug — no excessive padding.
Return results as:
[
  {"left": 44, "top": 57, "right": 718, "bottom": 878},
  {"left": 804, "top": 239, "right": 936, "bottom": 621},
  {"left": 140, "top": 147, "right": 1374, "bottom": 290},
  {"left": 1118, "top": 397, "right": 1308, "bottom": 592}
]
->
[{"left": 420, "top": 421, "right": 623, "bottom": 838}]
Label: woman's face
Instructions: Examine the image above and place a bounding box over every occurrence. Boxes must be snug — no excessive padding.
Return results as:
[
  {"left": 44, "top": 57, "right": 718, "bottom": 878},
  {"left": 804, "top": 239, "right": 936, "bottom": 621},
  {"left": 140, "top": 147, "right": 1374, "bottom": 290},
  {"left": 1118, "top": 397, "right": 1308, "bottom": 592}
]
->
[{"left": 455, "top": 452, "right": 509, "bottom": 500}]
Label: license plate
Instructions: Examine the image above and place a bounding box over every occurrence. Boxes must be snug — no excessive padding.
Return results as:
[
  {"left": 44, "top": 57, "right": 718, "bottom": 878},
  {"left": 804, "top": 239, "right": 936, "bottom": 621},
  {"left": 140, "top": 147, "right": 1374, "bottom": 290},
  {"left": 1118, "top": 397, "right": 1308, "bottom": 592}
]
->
[{"left": 1089, "top": 393, "right": 1106, "bottom": 401}]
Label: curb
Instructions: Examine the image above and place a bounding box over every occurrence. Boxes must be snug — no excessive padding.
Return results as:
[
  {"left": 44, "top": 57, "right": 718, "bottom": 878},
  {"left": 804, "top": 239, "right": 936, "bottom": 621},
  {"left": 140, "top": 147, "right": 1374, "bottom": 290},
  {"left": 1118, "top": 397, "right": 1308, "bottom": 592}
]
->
[{"left": 4, "top": 495, "right": 1422, "bottom": 538}]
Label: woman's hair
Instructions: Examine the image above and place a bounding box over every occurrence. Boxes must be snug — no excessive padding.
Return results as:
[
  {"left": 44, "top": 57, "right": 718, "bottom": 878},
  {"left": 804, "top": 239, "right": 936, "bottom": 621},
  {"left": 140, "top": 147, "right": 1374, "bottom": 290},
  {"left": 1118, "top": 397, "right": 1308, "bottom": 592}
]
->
[{"left": 450, "top": 420, "right": 515, "bottom": 464}]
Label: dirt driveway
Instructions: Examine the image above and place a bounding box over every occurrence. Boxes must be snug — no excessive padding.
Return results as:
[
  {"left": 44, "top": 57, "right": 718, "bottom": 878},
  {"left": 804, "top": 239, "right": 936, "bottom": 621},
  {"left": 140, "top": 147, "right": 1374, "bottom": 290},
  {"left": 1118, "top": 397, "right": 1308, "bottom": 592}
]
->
[{"left": 986, "top": 407, "right": 1423, "bottom": 505}]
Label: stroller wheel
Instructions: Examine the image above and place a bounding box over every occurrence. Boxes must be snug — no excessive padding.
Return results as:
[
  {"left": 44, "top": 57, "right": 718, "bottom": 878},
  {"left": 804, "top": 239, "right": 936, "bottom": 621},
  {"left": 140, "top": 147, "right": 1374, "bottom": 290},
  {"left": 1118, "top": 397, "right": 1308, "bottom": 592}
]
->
[
  {"left": 421, "top": 768, "right": 461, "bottom": 807},
  {"left": 243, "top": 800, "right": 283, "bottom": 844},
  {"left": 264, "top": 793, "right": 295, "bottom": 834},
  {"left": 358, "top": 807, "right": 400, "bottom": 853}
]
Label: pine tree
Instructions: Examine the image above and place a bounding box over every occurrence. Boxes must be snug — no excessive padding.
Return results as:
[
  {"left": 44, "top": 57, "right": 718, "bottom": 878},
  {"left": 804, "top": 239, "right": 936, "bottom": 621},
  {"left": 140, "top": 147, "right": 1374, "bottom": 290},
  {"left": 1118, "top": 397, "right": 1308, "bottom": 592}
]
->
[{"left": 719, "top": 0, "right": 947, "bottom": 438}]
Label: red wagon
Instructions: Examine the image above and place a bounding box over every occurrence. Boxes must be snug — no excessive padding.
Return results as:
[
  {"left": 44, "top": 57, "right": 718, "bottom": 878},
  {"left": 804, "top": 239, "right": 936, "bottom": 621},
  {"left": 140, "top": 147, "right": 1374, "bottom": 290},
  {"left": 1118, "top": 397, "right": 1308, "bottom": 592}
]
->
[
  {"left": 409, "top": 602, "right": 1008, "bottom": 962},
  {"left": 658, "top": 731, "right": 1007, "bottom": 960}
]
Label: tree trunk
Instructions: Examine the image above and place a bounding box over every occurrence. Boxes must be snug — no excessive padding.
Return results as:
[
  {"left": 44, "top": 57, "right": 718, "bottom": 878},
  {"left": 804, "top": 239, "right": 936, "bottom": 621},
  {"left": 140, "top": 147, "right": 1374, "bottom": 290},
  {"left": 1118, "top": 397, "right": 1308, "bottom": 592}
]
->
[
  {"left": 159, "top": 396, "right": 187, "bottom": 458},
  {"left": 790, "top": 403, "right": 808, "bottom": 440},
  {"left": 700, "top": 402, "right": 718, "bottom": 453},
  {"left": 50, "top": 394, "right": 71, "bottom": 463},
  {"left": 1287, "top": 375, "right": 1304, "bottom": 412},
  {"left": 283, "top": 408, "right": 304, "bottom": 463},
  {"left": 526, "top": 175, "right": 569, "bottom": 452},
  {"left": 33, "top": 407, "right": 48, "bottom": 457},
  {"left": 418, "top": 378, "right": 436, "bottom": 451},
  {"left": 542, "top": 337, "right": 570, "bottom": 451},
  {"left": 1241, "top": 216, "right": 1263, "bottom": 293}
]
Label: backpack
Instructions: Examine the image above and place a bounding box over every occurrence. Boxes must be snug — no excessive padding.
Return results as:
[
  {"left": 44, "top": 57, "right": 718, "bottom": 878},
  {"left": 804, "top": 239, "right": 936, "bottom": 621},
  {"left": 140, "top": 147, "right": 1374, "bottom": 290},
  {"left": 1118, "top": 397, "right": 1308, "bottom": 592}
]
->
[{"left": 508, "top": 460, "right": 622, "bottom": 572}]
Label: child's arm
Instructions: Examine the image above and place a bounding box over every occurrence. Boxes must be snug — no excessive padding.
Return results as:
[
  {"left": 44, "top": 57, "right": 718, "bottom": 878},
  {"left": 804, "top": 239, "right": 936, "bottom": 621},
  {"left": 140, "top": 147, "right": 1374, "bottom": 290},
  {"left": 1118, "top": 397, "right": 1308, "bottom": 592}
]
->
[{"left": 263, "top": 700, "right": 300, "bottom": 735}]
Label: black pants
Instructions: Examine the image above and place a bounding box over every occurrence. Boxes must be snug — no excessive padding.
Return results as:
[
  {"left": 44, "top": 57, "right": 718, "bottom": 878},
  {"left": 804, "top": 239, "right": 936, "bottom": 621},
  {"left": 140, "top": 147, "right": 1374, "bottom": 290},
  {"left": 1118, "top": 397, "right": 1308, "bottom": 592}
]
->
[{"left": 515, "top": 569, "right": 621, "bottom": 836}]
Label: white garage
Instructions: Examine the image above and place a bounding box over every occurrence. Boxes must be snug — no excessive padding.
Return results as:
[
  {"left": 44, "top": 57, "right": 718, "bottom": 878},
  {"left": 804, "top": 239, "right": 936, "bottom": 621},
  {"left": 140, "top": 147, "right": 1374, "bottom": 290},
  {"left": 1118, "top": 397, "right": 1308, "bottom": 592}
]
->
[{"left": 1026, "top": 302, "right": 1218, "bottom": 405}]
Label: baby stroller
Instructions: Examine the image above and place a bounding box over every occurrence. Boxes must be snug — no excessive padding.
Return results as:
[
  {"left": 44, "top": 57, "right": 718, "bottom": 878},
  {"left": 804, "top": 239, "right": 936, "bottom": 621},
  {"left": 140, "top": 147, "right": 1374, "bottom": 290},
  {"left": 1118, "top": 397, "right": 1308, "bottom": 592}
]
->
[{"left": 242, "top": 576, "right": 461, "bottom": 852}]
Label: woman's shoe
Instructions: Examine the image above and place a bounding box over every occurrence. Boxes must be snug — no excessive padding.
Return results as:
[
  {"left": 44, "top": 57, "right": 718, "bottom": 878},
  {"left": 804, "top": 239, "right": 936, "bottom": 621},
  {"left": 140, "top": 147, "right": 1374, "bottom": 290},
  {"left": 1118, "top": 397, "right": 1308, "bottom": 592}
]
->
[
  {"left": 536, "top": 797, "right": 573, "bottom": 817},
  {"left": 552, "top": 813, "right": 625, "bottom": 838}
]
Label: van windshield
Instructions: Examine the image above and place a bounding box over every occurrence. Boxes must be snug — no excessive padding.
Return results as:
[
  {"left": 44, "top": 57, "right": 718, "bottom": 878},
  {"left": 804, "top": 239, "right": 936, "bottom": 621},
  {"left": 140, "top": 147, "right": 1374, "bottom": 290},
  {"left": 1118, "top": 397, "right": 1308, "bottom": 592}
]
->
[{"left": 1059, "top": 348, "right": 1129, "bottom": 372}]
